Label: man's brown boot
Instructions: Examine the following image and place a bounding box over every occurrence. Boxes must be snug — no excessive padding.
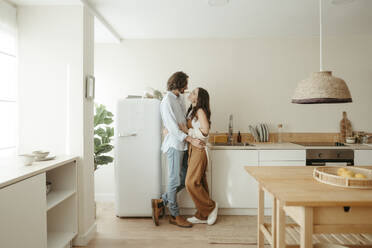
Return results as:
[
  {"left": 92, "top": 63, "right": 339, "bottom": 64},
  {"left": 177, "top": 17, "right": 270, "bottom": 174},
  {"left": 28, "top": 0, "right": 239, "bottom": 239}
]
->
[
  {"left": 151, "top": 199, "right": 164, "bottom": 226},
  {"left": 169, "top": 215, "right": 193, "bottom": 228}
]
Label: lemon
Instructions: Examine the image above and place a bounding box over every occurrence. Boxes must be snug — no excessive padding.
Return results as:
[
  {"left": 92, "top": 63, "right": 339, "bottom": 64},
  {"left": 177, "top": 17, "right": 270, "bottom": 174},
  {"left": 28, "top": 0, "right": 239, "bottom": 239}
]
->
[
  {"left": 337, "top": 167, "right": 348, "bottom": 176},
  {"left": 342, "top": 170, "right": 355, "bottom": 178},
  {"left": 355, "top": 173, "right": 367, "bottom": 179}
]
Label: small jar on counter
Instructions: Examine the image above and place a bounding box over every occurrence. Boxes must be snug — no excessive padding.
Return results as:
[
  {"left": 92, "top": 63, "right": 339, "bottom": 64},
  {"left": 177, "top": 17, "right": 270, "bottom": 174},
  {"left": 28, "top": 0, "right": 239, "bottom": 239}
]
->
[{"left": 277, "top": 124, "right": 283, "bottom": 143}]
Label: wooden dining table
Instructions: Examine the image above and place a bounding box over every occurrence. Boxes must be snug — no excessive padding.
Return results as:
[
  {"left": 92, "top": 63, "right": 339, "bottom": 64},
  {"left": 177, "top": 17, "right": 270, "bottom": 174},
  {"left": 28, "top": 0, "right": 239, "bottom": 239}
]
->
[{"left": 245, "top": 166, "right": 372, "bottom": 248}]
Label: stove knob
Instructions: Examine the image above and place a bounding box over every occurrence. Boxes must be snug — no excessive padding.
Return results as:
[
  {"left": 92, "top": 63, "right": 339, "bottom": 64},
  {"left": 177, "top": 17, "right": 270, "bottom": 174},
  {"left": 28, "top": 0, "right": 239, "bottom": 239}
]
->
[{"left": 318, "top": 153, "right": 322, "bottom": 158}]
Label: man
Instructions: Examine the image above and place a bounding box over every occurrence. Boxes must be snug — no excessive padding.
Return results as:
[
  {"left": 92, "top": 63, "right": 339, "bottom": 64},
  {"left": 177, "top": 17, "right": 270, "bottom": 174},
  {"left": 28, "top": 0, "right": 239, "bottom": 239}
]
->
[{"left": 151, "top": 71, "right": 203, "bottom": 228}]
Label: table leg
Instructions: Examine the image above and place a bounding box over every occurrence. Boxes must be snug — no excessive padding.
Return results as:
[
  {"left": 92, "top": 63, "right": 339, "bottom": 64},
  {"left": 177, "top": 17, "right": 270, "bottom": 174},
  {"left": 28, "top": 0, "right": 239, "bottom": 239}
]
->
[
  {"left": 272, "top": 196, "right": 277, "bottom": 248},
  {"left": 300, "top": 207, "right": 313, "bottom": 248},
  {"left": 258, "top": 184, "right": 264, "bottom": 248},
  {"left": 276, "top": 199, "right": 286, "bottom": 248}
]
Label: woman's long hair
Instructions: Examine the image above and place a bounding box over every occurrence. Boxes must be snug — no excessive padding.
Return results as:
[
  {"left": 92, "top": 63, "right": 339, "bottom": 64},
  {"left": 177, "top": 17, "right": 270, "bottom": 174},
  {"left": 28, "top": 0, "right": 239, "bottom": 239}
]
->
[{"left": 186, "top": 87, "right": 211, "bottom": 126}]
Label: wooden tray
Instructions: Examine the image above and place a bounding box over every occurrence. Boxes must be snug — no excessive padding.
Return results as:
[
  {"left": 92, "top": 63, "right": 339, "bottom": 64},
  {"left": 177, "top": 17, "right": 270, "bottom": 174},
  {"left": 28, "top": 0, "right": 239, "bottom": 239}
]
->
[{"left": 313, "top": 166, "right": 372, "bottom": 189}]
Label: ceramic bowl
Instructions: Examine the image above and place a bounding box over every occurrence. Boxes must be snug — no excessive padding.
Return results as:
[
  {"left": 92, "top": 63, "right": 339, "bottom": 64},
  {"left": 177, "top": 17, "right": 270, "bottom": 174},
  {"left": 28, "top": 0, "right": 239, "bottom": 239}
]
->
[
  {"left": 32, "top": 150, "right": 50, "bottom": 159},
  {"left": 346, "top": 137, "right": 355, "bottom": 144},
  {"left": 19, "top": 154, "right": 36, "bottom": 166}
]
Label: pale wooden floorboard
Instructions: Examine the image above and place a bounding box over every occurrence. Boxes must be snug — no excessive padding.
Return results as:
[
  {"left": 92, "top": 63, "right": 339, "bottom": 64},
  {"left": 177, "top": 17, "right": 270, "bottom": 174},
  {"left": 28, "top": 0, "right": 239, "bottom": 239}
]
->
[{"left": 80, "top": 202, "right": 269, "bottom": 248}]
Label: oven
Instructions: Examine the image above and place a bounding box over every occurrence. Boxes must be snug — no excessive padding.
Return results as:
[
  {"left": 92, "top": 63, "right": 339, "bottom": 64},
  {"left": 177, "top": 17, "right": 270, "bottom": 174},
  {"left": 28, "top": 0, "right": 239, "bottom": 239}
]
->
[{"left": 306, "top": 149, "right": 354, "bottom": 166}]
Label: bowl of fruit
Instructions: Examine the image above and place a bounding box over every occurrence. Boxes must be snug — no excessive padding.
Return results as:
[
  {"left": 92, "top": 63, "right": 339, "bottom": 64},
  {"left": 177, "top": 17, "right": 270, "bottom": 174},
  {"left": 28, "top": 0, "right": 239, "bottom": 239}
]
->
[{"left": 313, "top": 166, "right": 372, "bottom": 189}]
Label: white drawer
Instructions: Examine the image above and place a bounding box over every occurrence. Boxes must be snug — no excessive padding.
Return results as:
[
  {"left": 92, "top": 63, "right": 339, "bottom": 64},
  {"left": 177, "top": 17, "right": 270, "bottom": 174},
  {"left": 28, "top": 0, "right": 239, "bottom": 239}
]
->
[
  {"left": 259, "top": 150, "right": 305, "bottom": 161},
  {"left": 210, "top": 150, "right": 259, "bottom": 163}
]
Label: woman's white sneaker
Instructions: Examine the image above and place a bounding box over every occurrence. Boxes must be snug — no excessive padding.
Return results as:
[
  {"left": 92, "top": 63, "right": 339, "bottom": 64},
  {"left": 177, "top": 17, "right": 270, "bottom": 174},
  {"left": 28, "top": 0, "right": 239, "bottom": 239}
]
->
[
  {"left": 187, "top": 216, "right": 207, "bottom": 224},
  {"left": 207, "top": 202, "right": 218, "bottom": 225}
]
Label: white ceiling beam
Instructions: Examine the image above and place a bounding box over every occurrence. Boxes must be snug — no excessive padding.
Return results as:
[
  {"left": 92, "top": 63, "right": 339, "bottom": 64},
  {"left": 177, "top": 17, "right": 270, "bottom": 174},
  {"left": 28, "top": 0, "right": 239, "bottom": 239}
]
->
[{"left": 80, "top": 0, "right": 122, "bottom": 43}]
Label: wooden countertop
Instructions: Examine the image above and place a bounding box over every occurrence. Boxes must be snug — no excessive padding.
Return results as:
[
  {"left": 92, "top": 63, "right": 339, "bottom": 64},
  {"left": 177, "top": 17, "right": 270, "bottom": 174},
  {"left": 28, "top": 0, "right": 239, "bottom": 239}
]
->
[
  {"left": 209, "top": 142, "right": 372, "bottom": 150},
  {"left": 245, "top": 166, "right": 372, "bottom": 207}
]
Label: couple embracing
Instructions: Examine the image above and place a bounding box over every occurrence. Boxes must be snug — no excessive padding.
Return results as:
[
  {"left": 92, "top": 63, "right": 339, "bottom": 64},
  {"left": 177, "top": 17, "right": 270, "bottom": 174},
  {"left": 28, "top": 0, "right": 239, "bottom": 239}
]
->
[{"left": 151, "top": 71, "right": 218, "bottom": 228}]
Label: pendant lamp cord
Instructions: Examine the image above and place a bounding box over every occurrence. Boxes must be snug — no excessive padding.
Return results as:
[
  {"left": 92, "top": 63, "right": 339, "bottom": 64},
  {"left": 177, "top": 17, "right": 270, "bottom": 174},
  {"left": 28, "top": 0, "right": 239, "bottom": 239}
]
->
[{"left": 319, "top": 0, "right": 323, "bottom": 71}]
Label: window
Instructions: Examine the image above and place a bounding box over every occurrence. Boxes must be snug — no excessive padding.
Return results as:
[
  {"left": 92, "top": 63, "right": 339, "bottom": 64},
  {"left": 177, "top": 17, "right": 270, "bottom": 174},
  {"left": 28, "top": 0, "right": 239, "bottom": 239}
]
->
[{"left": 0, "top": 1, "right": 17, "bottom": 157}]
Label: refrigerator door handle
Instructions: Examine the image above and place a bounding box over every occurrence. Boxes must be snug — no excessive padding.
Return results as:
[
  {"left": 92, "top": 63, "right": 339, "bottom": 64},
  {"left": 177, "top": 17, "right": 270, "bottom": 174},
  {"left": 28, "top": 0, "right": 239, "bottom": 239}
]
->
[{"left": 118, "top": 132, "right": 137, "bottom": 137}]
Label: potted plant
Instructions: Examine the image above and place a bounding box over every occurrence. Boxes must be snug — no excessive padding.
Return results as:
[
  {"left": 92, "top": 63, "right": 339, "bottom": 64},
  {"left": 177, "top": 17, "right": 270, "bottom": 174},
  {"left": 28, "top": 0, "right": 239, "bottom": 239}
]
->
[
  {"left": 94, "top": 104, "right": 114, "bottom": 171},
  {"left": 93, "top": 104, "right": 114, "bottom": 218}
]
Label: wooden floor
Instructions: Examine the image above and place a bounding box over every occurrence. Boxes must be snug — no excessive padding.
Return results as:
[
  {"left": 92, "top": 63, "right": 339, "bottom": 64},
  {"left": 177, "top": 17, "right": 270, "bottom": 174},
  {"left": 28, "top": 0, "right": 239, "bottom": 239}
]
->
[{"left": 82, "top": 202, "right": 260, "bottom": 248}]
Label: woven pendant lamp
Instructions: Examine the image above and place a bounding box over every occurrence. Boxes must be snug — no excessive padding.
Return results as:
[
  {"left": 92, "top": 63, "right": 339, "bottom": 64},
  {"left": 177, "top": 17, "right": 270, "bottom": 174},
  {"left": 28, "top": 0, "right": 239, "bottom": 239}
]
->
[{"left": 292, "top": 0, "right": 352, "bottom": 104}]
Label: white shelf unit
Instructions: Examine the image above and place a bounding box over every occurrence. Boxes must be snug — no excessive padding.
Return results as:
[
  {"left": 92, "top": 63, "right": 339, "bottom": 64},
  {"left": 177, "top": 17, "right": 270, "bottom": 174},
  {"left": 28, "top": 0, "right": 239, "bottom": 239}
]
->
[
  {"left": 47, "top": 231, "right": 76, "bottom": 248},
  {"left": 46, "top": 161, "right": 77, "bottom": 248}
]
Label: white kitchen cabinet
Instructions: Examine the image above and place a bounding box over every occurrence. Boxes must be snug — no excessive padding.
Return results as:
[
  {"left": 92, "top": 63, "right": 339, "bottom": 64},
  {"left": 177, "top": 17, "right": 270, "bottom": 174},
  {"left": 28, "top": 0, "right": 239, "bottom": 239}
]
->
[
  {"left": 259, "top": 150, "right": 305, "bottom": 162},
  {"left": 46, "top": 161, "right": 77, "bottom": 248},
  {"left": 259, "top": 150, "right": 305, "bottom": 208},
  {"left": 0, "top": 173, "right": 47, "bottom": 248},
  {"left": 211, "top": 150, "right": 259, "bottom": 208},
  {"left": 0, "top": 157, "right": 77, "bottom": 248},
  {"left": 355, "top": 150, "right": 372, "bottom": 165}
]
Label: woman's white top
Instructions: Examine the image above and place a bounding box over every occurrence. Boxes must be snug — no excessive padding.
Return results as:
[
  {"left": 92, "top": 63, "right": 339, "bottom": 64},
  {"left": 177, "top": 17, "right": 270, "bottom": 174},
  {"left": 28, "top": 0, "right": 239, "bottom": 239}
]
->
[
  {"left": 188, "top": 118, "right": 209, "bottom": 143},
  {"left": 188, "top": 117, "right": 210, "bottom": 166}
]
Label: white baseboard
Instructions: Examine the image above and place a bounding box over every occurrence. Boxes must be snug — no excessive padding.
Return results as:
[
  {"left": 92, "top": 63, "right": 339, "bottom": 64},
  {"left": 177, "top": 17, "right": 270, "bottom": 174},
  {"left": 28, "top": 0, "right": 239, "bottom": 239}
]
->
[
  {"left": 72, "top": 222, "right": 97, "bottom": 246},
  {"left": 95, "top": 193, "right": 115, "bottom": 202}
]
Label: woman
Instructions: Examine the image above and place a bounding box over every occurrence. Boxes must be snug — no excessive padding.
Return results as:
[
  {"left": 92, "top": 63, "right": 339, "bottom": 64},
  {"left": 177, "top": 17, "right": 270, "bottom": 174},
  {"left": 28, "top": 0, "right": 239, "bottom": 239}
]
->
[{"left": 179, "top": 87, "right": 218, "bottom": 225}]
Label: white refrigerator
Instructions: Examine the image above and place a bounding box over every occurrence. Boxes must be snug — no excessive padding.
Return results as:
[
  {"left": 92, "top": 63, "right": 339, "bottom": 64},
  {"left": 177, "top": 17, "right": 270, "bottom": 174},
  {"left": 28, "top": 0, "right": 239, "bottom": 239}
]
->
[{"left": 114, "top": 98, "right": 162, "bottom": 217}]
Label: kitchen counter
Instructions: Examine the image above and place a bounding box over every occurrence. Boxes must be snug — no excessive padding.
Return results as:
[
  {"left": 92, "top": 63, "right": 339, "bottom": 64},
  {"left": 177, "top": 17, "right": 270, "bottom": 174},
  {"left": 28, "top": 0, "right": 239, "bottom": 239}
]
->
[
  {"left": 208, "top": 142, "right": 303, "bottom": 150},
  {"left": 208, "top": 142, "right": 372, "bottom": 150},
  {"left": 0, "top": 155, "right": 78, "bottom": 189}
]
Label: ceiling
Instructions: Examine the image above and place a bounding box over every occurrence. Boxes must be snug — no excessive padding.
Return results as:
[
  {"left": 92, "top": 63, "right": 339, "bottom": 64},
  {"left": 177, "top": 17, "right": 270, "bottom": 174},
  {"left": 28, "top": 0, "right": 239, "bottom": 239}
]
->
[{"left": 8, "top": 0, "right": 372, "bottom": 41}]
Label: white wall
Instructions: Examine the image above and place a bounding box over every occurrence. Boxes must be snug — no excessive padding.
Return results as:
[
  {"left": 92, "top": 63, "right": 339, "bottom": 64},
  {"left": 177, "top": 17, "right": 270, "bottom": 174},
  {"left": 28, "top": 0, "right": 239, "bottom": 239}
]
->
[
  {"left": 95, "top": 36, "right": 372, "bottom": 133},
  {"left": 18, "top": 5, "right": 96, "bottom": 245},
  {"left": 0, "top": 0, "right": 17, "bottom": 158},
  {"left": 94, "top": 35, "right": 372, "bottom": 200},
  {"left": 18, "top": 6, "right": 82, "bottom": 154}
]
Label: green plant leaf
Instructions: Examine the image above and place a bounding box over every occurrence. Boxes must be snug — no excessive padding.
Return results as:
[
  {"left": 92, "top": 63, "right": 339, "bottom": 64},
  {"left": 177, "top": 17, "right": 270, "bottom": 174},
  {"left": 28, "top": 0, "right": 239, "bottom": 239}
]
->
[
  {"left": 94, "top": 137, "right": 101, "bottom": 147},
  {"left": 106, "top": 127, "right": 114, "bottom": 137},
  {"left": 94, "top": 104, "right": 108, "bottom": 126},
  {"left": 95, "top": 143, "right": 113, "bottom": 155},
  {"left": 101, "top": 137, "right": 108, "bottom": 144},
  {"left": 94, "top": 127, "right": 106, "bottom": 137},
  {"left": 95, "top": 155, "right": 114, "bottom": 166},
  {"left": 103, "top": 118, "right": 113, "bottom": 125}
]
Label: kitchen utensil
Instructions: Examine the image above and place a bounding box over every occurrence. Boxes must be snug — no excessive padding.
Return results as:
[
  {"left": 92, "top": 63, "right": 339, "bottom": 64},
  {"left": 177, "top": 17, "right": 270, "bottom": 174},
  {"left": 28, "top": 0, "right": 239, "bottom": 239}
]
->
[
  {"left": 264, "top": 123, "right": 269, "bottom": 142},
  {"left": 32, "top": 150, "right": 50, "bottom": 159},
  {"left": 257, "top": 123, "right": 265, "bottom": 142},
  {"left": 361, "top": 135, "right": 370, "bottom": 144},
  {"left": 249, "top": 125, "right": 259, "bottom": 142},
  {"left": 346, "top": 137, "right": 355, "bottom": 144},
  {"left": 19, "top": 154, "right": 36, "bottom": 166},
  {"left": 260, "top": 124, "right": 266, "bottom": 142},
  {"left": 261, "top": 124, "right": 266, "bottom": 142},
  {"left": 262, "top": 123, "right": 268, "bottom": 142},
  {"left": 257, "top": 126, "right": 263, "bottom": 142},
  {"left": 36, "top": 155, "right": 56, "bottom": 161}
]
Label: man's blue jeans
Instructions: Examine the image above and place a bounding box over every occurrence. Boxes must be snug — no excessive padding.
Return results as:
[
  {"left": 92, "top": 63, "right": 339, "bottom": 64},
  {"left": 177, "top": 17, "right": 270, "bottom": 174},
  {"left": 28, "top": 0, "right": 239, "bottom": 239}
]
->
[{"left": 161, "top": 147, "right": 188, "bottom": 217}]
